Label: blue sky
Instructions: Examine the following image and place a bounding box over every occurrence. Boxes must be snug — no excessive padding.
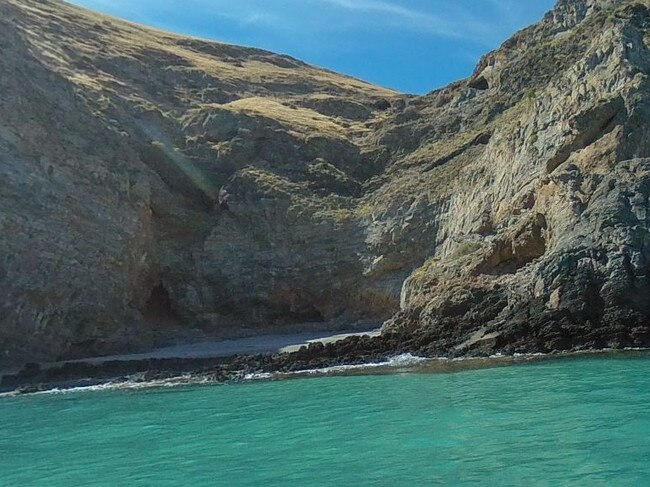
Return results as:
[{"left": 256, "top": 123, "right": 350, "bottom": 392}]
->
[{"left": 68, "top": 0, "right": 556, "bottom": 94}]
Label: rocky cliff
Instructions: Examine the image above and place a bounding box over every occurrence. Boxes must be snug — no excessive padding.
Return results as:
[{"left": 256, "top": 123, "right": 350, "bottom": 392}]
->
[
  {"left": 1, "top": 0, "right": 650, "bottom": 367},
  {"left": 379, "top": 0, "right": 650, "bottom": 356}
]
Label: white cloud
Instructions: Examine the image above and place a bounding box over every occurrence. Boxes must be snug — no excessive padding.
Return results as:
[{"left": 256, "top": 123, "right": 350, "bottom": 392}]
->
[
  {"left": 308, "top": 0, "right": 499, "bottom": 45},
  {"left": 77, "top": 0, "right": 531, "bottom": 48}
]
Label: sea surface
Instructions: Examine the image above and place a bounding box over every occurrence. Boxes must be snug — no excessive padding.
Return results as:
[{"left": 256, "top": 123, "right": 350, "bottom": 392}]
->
[{"left": 2, "top": 354, "right": 650, "bottom": 486}]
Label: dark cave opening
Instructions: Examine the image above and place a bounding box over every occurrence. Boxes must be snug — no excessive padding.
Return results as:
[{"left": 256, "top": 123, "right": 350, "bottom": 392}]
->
[
  {"left": 143, "top": 283, "right": 179, "bottom": 325},
  {"left": 469, "top": 76, "right": 489, "bottom": 91},
  {"left": 268, "top": 302, "right": 325, "bottom": 324}
]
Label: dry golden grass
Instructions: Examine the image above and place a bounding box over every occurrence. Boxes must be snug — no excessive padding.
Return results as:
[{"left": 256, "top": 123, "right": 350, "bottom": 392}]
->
[
  {"left": 223, "top": 97, "right": 347, "bottom": 139},
  {"left": 13, "top": 0, "right": 397, "bottom": 100},
  {"left": 6, "top": 0, "right": 401, "bottom": 153}
]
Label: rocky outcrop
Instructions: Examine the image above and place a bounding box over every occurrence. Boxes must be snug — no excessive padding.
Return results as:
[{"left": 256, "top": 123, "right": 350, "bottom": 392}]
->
[
  {"left": 377, "top": 0, "right": 650, "bottom": 355},
  {"left": 384, "top": 159, "right": 650, "bottom": 355},
  {"left": 0, "top": 0, "right": 402, "bottom": 367},
  {"left": 2, "top": 0, "right": 650, "bottom": 368}
]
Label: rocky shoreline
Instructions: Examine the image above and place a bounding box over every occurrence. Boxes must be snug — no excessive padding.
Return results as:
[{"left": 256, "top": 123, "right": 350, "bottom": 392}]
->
[
  {"left": 0, "top": 333, "right": 393, "bottom": 394},
  {"left": 3, "top": 0, "right": 650, "bottom": 374},
  {"left": 4, "top": 332, "right": 650, "bottom": 395}
]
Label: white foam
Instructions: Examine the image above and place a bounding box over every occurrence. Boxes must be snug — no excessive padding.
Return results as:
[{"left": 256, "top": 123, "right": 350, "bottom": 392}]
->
[
  {"left": 386, "top": 353, "right": 430, "bottom": 366},
  {"left": 243, "top": 353, "right": 431, "bottom": 380},
  {"left": 242, "top": 372, "right": 275, "bottom": 380},
  {"left": 7, "top": 348, "right": 648, "bottom": 397},
  {"left": 1, "top": 375, "right": 215, "bottom": 397},
  {"left": 1, "top": 356, "right": 431, "bottom": 396}
]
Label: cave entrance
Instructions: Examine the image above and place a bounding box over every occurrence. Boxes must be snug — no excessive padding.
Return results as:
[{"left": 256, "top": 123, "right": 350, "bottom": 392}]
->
[
  {"left": 268, "top": 302, "right": 325, "bottom": 324},
  {"left": 143, "top": 283, "right": 179, "bottom": 327},
  {"left": 469, "top": 76, "right": 489, "bottom": 91}
]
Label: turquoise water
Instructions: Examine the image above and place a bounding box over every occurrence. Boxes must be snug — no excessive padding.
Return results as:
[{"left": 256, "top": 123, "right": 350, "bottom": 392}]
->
[{"left": 2, "top": 355, "right": 650, "bottom": 486}]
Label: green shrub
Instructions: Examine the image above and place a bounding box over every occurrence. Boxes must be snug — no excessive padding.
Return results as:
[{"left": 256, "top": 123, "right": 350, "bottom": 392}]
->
[
  {"left": 450, "top": 241, "right": 482, "bottom": 259},
  {"left": 526, "top": 90, "right": 538, "bottom": 101}
]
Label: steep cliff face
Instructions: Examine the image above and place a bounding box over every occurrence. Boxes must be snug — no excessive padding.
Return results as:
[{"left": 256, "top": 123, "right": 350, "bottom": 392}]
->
[
  {"left": 2, "top": 0, "right": 650, "bottom": 367},
  {"left": 0, "top": 0, "right": 402, "bottom": 366},
  {"left": 378, "top": 0, "right": 650, "bottom": 355}
]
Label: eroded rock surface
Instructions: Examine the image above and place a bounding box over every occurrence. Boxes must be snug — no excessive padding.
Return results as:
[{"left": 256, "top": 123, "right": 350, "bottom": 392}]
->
[{"left": 2, "top": 0, "right": 650, "bottom": 367}]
